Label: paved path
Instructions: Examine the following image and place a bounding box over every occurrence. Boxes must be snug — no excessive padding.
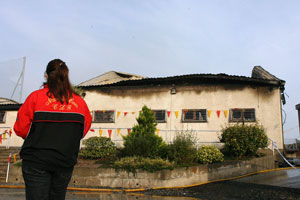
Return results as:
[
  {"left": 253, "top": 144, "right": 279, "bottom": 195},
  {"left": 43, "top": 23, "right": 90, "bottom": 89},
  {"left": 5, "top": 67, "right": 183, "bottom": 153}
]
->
[
  {"left": 234, "top": 168, "right": 300, "bottom": 189},
  {"left": 0, "top": 169, "right": 299, "bottom": 200}
]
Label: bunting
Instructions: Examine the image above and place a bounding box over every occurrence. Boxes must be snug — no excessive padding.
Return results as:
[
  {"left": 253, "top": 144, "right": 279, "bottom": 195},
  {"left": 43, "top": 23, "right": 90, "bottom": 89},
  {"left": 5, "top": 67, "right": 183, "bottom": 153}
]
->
[
  {"left": 175, "top": 111, "right": 179, "bottom": 118},
  {"left": 117, "top": 129, "right": 120, "bottom": 136},
  {"left": 0, "top": 135, "right": 2, "bottom": 144},
  {"left": 124, "top": 112, "right": 128, "bottom": 117},
  {"left": 3, "top": 133, "right": 6, "bottom": 140},
  {"left": 167, "top": 111, "right": 171, "bottom": 118},
  {"left": 9, "top": 129, "right": 12, "bottom": 137},
  {"left": 13, "top": 154, "right": 16, "bottom": 162},
  {"left": 156, "top": 129, "right": 160, "bottom": 135},
  {"left": 90, "top": 129, "right": 95, "bottom": 132},
  {"left": 208, "top": 110, "right": 212, "bottom": 118},
  {"left": 132, "top": 112, "right": 135, "bottom": 115},
  {"left": 99, "top": 129, "right": 103, "bottom": 137},
  {"left": 217, "top": 110, "right": 221, "bottom": 118},
  {"left": 108, "top": 130, "right": 112, "bottom": 138},
  {"left": 224, "top": 110, "right": 228, "bottom": 118},
  {"left": 127, "top": 129, "right": 131, "bottom": 136},
  {"left": 117, "top": 112, "right": 121, "bottom": 118}
]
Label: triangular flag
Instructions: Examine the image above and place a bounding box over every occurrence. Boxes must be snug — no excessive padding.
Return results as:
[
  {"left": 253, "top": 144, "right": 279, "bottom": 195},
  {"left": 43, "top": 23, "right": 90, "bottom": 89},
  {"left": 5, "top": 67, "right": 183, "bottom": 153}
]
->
[
  {"left": 9, "top": 129, "right": 12, "bottom": 137},
  {"left": 99, "top": 129, "right": 103, "bottom": 137},
  {"left": 208, "top": 110, "right": 212, "bottom": 118},
  {"left": 175, "top": 111, "right": 179, "bottom": 118},
  {"left": 156, "top": 129, "right": 160, "bottom": 135},
  {"left": 124, "top": 112, "right": 128, "bottom": 117},
  {"left": 3, "top": 133, "right": 6, "bottom": 140},
  {"left": 117, "top": 129, "right": 120, "bottom": 136},
  {"left": 132, "top": 112, "right": 135, "bottom": 115},
  {"left": 167, "top": 111, "right": 171, "bottom": 117},
  {"left": 90, "top": 129, "right": 95, "bottom": 132},
  {"left": 117, "top": 112, "right": 121, "bottom": 118},
  {"left": 127, "top": 129, "right": 131, "bottom": 136},
  {"left": 103, "top": 110, "right": 106, "bottom": 113},
  {"left": 13, "top": 154, "right": 16, "bottom": 162},
  {"left": 217, "top": 110, "right": 221, "bottom": 118},
  {"left": 0, "top": 135, "right": 2, "bottom": 144},
  {"left": 224, "top": 110, "right": 228, "bottom": 118},
  {"left": 108, "top": 130, "right": 112, "bottom": 138}
]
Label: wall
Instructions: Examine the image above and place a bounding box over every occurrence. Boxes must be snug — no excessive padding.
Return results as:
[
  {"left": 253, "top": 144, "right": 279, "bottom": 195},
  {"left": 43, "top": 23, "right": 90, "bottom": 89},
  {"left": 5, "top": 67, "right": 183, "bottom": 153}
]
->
[
  {"left": 83, "top": 84, "right": 283, "bottom": 149},
  {"left": 0, "top": 111, "right": 23, "bottom": 147},
  {"left": 8, "top": 155, "right": 275, "bottom": 188}
]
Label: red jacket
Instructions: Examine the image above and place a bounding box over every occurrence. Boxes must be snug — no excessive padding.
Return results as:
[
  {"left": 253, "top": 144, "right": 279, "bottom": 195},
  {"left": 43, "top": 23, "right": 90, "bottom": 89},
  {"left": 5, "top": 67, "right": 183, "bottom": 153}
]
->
[{"left": 14, "top": 86, "right": 92, "bottom": 170}]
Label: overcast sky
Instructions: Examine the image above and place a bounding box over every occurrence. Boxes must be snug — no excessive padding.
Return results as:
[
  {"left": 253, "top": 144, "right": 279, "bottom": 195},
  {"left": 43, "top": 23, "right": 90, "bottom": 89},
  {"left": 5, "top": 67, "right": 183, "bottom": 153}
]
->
[{"left": 0, "top": 0, "right": 299, "bottom": 140}]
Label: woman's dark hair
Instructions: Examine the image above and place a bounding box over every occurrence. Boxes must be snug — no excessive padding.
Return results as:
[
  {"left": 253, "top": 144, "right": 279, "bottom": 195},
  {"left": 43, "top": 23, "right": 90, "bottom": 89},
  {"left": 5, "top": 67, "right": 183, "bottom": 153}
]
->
[{"left": 45, "top": 59, "right": 77, "bottom": 104}]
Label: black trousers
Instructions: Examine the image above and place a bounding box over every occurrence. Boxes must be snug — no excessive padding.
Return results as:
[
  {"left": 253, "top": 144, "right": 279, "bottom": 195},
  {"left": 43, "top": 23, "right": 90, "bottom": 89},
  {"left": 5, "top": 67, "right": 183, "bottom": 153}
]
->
[{"left": 22, "top": 163, "right": 73, "bottom": 200}]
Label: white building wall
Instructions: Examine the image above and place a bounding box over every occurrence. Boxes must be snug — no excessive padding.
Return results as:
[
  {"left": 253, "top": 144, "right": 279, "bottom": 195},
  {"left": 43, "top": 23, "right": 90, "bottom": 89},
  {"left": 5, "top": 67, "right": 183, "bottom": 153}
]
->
[
  {"left": 0, "top": 111, "right": 24, "bottom": 147},
  {"left": 83, "top": 84, "right": 283, "bottom": 149}
]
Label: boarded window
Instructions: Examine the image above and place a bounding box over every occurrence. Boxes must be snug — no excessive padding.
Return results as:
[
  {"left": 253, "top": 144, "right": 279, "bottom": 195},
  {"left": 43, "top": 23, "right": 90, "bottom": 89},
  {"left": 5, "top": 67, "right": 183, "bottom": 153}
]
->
[
  {"left": 152, "top": 110, "right": 166, "bottom": 123},
  {"left": 182, "top": 109, "right": 207, "bottom": 122},
  {"left": 0, "top": 111, "right": 6, "bottom": 123},
  {"left": 229, "top": 108, "right": 256, "bottom": 122},
  {"left": 92, "top": 110, "right": 115, "bottom": 123}
]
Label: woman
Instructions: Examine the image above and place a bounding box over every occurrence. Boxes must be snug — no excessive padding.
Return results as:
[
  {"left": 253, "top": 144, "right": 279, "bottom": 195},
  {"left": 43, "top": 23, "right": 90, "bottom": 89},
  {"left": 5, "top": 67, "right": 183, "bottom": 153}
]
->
[{"left": 14, "top": 59, "right": 92, "bottom": 200}]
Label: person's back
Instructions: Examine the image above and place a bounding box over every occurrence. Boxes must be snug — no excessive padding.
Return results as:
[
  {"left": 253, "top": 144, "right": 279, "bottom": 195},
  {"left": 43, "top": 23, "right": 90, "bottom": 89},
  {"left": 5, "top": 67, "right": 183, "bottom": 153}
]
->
[{"left": 14, "top": 59, "right": 92, "bottom": 200}]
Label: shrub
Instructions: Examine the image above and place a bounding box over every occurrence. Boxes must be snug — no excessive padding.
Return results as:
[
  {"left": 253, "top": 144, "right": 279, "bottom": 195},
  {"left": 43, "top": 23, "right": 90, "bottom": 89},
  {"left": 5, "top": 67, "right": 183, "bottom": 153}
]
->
[
  {"left": 114, "top": 156, "right": 174, "bottom": 173},
  {"left": 220, "top": 123, "right": 268, "bottom": 158},
  {"left": 79, "top": 136, "right": 117, "bottom": 159},
  {"left": 195, "top": 145, "right": 224, "bottom": 164},
  {"left": 168, "top": 132, "right": 197, "bottom": 164},
  {"left": 122, "top": 105, "right": 166, "bottom": 158}
]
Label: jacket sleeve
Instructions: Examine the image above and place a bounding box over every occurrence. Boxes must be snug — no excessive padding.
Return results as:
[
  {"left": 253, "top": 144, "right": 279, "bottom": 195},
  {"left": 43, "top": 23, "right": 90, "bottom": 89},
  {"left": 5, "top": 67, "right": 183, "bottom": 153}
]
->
[
  {"left": 82, "top": 101, "right": 92, "bottom": 138},
  {"left": 13, "top": 92, "right": 37, "bottom": 139}
]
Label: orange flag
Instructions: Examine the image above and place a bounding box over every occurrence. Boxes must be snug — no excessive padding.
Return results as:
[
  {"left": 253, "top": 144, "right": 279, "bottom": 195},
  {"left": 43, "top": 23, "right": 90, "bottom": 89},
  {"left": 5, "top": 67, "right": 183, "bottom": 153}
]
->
[
  {"left": 175, "top": 111, "right": 179, "bottom": 118},
  {"left": 156, "top": 129, "right": 160, "bottom": 135},
  {"left": 117, "top": 112, "right": 121, "bottom": 118},
  {"left": 224, "top": 110, "right": 228, "bottom": 118},
  {"left": 99, "top": 129, "right": 103, "bottom": 137},
  {"left": 117, "top": 129, "right": 120, "bottom": 136},
  {"left": 208, "top": 110, "right": 212, "bottom": 118}
]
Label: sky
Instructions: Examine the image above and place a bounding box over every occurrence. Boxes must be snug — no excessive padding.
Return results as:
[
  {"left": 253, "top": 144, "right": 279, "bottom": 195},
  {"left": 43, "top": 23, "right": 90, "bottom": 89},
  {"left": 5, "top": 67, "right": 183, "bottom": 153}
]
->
[{"left": 0, "top": 0, "right": 299, "bottom": 140}]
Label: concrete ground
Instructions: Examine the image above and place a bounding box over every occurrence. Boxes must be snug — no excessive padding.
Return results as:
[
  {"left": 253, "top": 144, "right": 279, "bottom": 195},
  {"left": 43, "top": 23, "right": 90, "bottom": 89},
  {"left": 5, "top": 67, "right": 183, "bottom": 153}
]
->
[
  {"left": 0, "top": 168, "right": 300, "bottom": 200},
  {"left": 235, "top": 168, "right": 300, "bottom": 189}
]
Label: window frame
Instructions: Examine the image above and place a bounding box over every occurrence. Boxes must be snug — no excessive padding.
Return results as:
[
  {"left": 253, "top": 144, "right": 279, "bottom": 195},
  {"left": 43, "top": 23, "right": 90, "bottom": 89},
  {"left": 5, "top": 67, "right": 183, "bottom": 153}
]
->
[
  {"left": 229, "top": 108, "right": 256, "bottom": 122},
  {"left": 181, "top": 109, "right": 207, "bottom": 123},
  {"left": 0, "top": 111, "right": 6, "bottom": 123},
  {"left": 152, "top": 110, "right": 167, "bottom": 123},
  {"left": 92, "top": 110, "right": 115, "bottom": 123}
]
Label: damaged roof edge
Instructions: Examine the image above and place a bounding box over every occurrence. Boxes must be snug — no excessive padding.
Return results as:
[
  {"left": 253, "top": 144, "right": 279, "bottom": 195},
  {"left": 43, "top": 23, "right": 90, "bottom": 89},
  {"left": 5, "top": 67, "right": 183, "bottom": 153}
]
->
[{"left": 77, "top": 66, "right": 285, "bottom": 88}]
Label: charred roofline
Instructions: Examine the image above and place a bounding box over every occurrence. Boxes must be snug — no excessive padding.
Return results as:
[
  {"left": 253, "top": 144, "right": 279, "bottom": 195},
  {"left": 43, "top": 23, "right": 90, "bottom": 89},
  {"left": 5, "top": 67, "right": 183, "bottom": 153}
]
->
[{"left": 77, "top": 74, "right": 284, "bottom": 89}]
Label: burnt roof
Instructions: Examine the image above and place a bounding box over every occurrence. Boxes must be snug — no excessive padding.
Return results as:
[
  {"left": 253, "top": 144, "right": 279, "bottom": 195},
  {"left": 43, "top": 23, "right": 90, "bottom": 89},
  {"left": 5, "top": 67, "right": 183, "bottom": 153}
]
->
[{"left": 78, "top": 72, "right": 285, "bottom": 89}]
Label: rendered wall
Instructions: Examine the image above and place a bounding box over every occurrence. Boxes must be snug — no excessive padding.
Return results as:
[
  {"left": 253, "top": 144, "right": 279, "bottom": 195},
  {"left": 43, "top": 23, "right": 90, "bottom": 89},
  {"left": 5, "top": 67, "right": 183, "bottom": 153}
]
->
[{"left": 83, "top": 84, "right": 283, "bottom": 149}]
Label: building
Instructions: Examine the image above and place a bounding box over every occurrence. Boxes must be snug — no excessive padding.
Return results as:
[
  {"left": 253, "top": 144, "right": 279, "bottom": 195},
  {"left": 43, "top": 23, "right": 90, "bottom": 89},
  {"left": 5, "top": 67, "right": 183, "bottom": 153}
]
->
[
  {"left": 78, "top": 66, "right": 286, "bottom": 150},
  {"left": 0, "top": 97, "right": 22, "bottom": 147}
]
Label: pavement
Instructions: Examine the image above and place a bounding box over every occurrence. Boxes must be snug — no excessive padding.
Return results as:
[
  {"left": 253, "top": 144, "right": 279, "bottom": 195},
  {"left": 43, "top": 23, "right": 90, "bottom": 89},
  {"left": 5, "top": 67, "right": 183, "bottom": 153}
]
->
[
  {"left": 0, "top": 168, "right": 299, "bottom": 200},
  {"left": 234, "top": 168, "right": 300, "bottom": 189}
]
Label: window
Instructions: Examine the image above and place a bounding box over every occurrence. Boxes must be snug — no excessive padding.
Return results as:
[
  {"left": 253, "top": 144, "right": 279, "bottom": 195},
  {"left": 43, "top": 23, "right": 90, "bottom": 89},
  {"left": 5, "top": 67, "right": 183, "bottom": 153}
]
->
[
  {"left": 92, "top": 110, "right": 115, "bottom": 123},
  {"left": 182, "top": 109, "right": 207, "bottom": 122},
  {"left": 229, "top": 108, "right": 256, "bottom": 122},
  {"left": 152, "top": 110, "right": 166, "bottom": 123},
  {"left": 0, "top": 111, "right": 6, "bottom": 123}
]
